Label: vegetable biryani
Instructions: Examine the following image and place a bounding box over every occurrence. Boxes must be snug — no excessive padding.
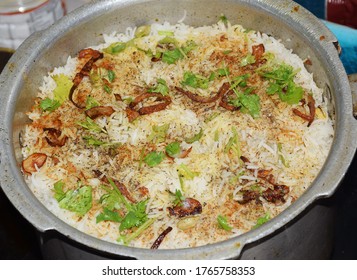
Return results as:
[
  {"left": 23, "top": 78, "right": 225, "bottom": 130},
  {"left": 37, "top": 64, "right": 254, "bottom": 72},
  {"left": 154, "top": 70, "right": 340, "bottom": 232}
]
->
[{"left": 21, "top": 19, "right": 334, "bottom": 249}]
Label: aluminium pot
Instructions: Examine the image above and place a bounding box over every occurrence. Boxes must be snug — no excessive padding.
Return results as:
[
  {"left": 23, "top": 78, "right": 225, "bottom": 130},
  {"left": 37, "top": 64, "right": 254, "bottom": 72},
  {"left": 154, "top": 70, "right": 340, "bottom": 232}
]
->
[{"left": 1, "top": 0, "right": 357, "bottom": 260}]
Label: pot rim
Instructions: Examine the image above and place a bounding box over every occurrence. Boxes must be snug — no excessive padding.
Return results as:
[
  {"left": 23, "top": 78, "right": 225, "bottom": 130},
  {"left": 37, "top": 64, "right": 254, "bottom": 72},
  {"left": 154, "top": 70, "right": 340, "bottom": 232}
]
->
[{"left": 1, "top": 0, "right": 357, "bottom": 259}]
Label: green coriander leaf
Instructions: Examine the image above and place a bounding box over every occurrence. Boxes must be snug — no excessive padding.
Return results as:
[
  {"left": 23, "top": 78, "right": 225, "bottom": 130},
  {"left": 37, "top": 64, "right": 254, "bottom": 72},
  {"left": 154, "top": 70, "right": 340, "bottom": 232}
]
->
[
  {"left": 214, "top": 130, "right": 220, "bottom": 142},
  {"left": 59, "top": 185, "right": 92, "bottom": 216},
  {"left": 53, "top": 180, "right": 65, "bottom": 202},
  {"left": 77, "top": 117, "right": 106, "bottom": 134},
  {"left": 219, "top": 14, "right": 228, "bottom": 25},
  {"left": 217, "top": 215, "right": 233, "bottom": 231},
  {"left": 260, "top": 63, "right": 296, "bottom": 81},
  {"left": 182, "top": 40, "right": 197, "bottom": 54},
  {"left": 52, "top": 74, "right": 73, "bottom": 104},
  {"left": 204, "top": 112, "right": 220, "bottom": 123},
  {"left": 148, "top": 78, "right": 169, "bottom": 96},
  {"left": 96, "top": 208, "right": 123, "bottom": 223},
  {"left": 266, "top": 82, "right": 281, "bottom": 95},
  {"left": 181, "top": 71, "right": 209, "bottom": 89},
  {"left": 117, "top": 218, "right": 155, "bottom": 245},
  {"left": 40, "top": 98, "right": 61, "bottom": 112},
  {"left": 177, "top": 163, "right": 199, "bottom": 180},
  {"left": 162, "top": 48, "right": 184, "bottom": 64},
  {"left": 99, "top": 182, "right": 127, "bottom": 211},
  {"left": 185, "top": 128, "right": 203, "bottom": 144},
  {"left": 240, "top": 53, "right": 256, "bottom": 66},
  {"left": 158, "top": 30, "right": 175, "bottom": 36},
  {"left": 107, "top": 70, "right": 116, "bottom": 83},
  {"left": 278, "top": 80, "right": 303, "bottom": 105},
  {"left": 239, "top": 93, "right": 261, "bottom": 119},
  {"left": 147, "top": 123, "right": 170, "bottom": 144},
  {"left": 119, "top": 200, "right": 148, "bottom": 231},
  {"left": 278, "top": 143, "right": 290, "bottom": 168},
  {"left": 209, "top": 72, "right": 216, "bottom": 81},
  {"left": 222, "top": 50, "right": 233, "bottom": 55},
  {"left": 85, "top": 96, "right": 100, "bottom": 110},
  {"left": 253, "top": 213, "right": 270, "bottom": 229},
  {"left": 165, "top": 142, "right": 181, "bottom": 157},
  {"left": 217, "top": 67, "right": 230, "bottom": 77},
  {"left": 144, "top": 151, "right": 165, "bottom": 167},
  {"left": 230, "top": 74, "right": 249, "bottom": 91},
  {"left": 224, "top": 127, "right": 242, "bottom": 162},
  {"left": 173, "top": 189, "right": 185, "bottom": 206},
  {"left": 103, "top": 84, "right": 112, "bottom": 93},
  {"left": 159, "top": 36, "right": 179, "bottom": 45},
  {"left": 83, "top": 136, "right": 107, "bottom": 146},
  {"left": 103, "top": 42, "right": 127, "bottom": 54}
]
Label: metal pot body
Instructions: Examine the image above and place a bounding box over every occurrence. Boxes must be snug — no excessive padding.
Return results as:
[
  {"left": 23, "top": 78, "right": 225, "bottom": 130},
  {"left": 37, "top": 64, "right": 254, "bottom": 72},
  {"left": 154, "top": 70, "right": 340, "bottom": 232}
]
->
[
  {"left": 1, "top": 0, "right": 356, "bottom": 259},
  {"left": 38, "top": 202, "right": 335, "bottom": 259}
]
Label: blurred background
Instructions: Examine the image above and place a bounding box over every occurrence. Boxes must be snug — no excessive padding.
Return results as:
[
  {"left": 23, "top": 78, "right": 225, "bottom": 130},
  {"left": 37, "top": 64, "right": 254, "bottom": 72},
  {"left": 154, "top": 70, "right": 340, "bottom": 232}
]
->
[{"left": 0, "top": 0, "right": 356, "bottom": 259}]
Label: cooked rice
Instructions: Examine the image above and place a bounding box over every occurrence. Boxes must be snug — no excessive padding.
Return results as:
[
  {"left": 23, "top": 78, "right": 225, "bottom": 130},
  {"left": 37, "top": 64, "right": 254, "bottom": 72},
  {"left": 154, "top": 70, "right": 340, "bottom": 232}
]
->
[{"left": 21, "top": 20, "right": 334, "bottom": 249}]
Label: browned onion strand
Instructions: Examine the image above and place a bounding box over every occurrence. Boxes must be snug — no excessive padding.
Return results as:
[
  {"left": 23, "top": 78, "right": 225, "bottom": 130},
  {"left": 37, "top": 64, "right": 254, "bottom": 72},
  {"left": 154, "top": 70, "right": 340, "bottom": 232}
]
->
[{"left": 69, "top": 49, "right": 104, "bottom": 108}]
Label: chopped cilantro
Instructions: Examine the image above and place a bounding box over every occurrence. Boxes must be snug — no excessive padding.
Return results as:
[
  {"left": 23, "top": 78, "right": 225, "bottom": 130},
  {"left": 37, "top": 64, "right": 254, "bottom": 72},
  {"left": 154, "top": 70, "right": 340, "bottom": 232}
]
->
[
  {"left": 84, "top": 136, "right": 104, "bottom": 146},
  {"left": 107, "top": 70, "right": 116, "bottom": 83},
  {"left": 158, "top": 30, "right": 175, "bottom": 36},
  {"left": 224, "top": 127, "right": 242, "bottom": 161},
  {"left": 162, "top": 48, "right": 184, "bottom": 64},
  {"left": 77, "top": 117, "right": 106, "bottom": 134},
  {"left": 217, "top": 67, "right": 230, "bottom": 77},
  {"left": 217, "top": 215, "right": 233, "bottom": 231},
  {"left": 52, "top": 74, "right": 73, "bottom": 104},
  {"left": 177, "top": 163, "right": 199, "bottom": 180},
  {"left": 253, "top": 213, "right": 270, "bottom": 229},
  {"left": 204, "top": 112, "right": 220, "bottom": 123},
  {"left": 240, "top": 53, "right": 256, "bottom": 66},
  {"left": 222, "top": 50, "right": 233, "bottom": 55},
  {"left": 96, "top": 208, "right": 123, "bottom": 223},
  {"left": 165, "top": 142, "right": 181, "bottom": 157},
  {"left": 117, "top": 218, "right": 156, "bottom": 245},
  {"left": 259, "top": 63, "right": 303, "bottom": 105},
  {"left": 160, "top": 40, "right": 196, "bottom": 64},
  {"left": 85, "top": 96, "right": 100, "bottom": 110},
  {"left": 148, "top": 123, "right": 170, "bottom": 143},
  {"left": 181, "top": 71, "right": 209, "bottom": 89},
  {"left": 119, "top": 200, "right": 148, "bottom": 231},
  {"left": 172, "top": 189, "right": 185, "bottom": 206},
  {"left": 144, "top": 151, "right": 165, "bottom": 167},
  {"left": 219, "top": 14, "right": 229, "bottom": 25},
  {"left": 39, "top": 98, "right": 61, "bottom": 112},
  {"left": 278, "top": 143, "right": 290, "bottom": 168},
  {"left": 185, "top": 128, "right": 203, "bottom": 144},
  {"left": 57, "top": 184, "right": 93, "bottom": 216},
  {"left": 53, "top": 180, "right": 65, "bottom": 202},
  {"left": 103, "top": 42, "right": 127, "bottom": 54},
  {"left": 148, "top": 78, "right": 169, "bottom": 96}
]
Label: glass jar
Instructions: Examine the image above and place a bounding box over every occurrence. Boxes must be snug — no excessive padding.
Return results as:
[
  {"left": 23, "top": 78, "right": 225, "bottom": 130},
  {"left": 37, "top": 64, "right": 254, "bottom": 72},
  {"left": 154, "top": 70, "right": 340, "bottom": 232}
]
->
[{"left": 0, "top": 0, "right": 66, "bottom": 51}]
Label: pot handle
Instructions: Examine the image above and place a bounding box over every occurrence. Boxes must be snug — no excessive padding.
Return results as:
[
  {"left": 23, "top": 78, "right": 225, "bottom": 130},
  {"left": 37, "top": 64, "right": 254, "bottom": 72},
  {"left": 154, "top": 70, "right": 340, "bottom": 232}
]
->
[{"left": 349, "top": 74, "right": 357, "bottom": 119}]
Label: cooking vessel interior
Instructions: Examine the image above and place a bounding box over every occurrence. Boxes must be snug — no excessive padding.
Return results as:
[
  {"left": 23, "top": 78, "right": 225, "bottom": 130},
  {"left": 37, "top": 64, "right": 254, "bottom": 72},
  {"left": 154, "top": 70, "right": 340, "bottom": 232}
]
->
[{"left": 1, "top": 0, "right": 356, "bottom": 259}]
